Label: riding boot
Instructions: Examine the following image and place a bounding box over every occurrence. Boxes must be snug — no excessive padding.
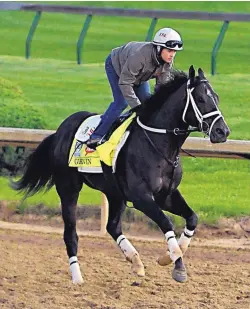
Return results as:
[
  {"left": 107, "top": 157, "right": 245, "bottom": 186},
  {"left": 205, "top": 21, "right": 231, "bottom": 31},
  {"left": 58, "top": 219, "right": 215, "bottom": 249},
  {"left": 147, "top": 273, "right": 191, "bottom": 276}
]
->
[{"left": 87, "top": 102, "right": 127, "bottom": 149}]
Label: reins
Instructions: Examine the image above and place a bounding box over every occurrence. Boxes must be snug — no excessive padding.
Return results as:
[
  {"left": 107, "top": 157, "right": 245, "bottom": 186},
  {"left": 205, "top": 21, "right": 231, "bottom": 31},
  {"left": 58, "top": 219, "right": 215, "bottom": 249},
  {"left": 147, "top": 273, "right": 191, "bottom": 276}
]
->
[
  {"left": 141, "top": 128, "right": 180, "bottom": 167},
  {"left": 137, "top": 117, "right": 198, "bottom": 136},
  {"left": 140, "top": 126, "right": 181, "bottom": 196}
]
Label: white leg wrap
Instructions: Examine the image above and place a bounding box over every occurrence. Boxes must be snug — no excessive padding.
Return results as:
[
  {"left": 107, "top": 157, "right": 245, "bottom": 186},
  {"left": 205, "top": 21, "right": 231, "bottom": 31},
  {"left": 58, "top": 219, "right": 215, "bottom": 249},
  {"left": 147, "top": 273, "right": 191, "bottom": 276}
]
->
[
  {"left": 69, "top": 256, "right": 84, "bottom": 284},
  {"left": 178, "top": 227, "right": 194, "bottom": 255},
  {"left": 117, "top": 235, "right": 138, "bottom": 261},
  {"left": 165, "top": 231, "right": 182, "bottom": 262}
]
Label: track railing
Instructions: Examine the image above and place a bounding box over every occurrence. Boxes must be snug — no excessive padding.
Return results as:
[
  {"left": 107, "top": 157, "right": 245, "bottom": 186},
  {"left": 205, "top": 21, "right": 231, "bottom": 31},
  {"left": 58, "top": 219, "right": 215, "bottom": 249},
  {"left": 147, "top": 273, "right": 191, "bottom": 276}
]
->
[{"left": 0, "top": 127, "right": 249, "bottom": 159}]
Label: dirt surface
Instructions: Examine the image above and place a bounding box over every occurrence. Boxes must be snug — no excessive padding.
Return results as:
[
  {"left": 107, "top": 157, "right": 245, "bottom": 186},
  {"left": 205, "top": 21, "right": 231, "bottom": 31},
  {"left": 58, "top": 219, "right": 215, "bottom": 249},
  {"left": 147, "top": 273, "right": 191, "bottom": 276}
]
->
[
  {"left": 1, "top": 200, "right": 250, "bottom": 240},
  {"left": 0, "top": 221, "right": 250, "bottom": 309}
]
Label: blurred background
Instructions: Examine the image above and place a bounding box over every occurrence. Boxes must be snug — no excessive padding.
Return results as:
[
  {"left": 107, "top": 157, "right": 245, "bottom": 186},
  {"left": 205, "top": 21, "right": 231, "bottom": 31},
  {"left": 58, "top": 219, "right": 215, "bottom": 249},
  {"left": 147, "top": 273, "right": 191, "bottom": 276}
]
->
[{"left": 0, "top": 1, "right": 249, "bottom": 232}]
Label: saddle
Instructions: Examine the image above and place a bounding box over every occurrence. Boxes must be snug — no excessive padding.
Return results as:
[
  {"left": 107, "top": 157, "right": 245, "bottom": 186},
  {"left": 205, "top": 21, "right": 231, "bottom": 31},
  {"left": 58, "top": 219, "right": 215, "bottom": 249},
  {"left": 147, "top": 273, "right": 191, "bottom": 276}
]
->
[{"left": 68, "top": 111, "right": 136, "bottom": 173}]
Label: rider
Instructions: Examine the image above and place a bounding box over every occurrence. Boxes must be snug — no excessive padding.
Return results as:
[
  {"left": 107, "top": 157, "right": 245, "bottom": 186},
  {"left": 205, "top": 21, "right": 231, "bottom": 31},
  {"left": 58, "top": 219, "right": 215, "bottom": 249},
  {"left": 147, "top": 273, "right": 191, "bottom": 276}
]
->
[{"left": 86, "top": 27, "right": 183, "bottom": 149}]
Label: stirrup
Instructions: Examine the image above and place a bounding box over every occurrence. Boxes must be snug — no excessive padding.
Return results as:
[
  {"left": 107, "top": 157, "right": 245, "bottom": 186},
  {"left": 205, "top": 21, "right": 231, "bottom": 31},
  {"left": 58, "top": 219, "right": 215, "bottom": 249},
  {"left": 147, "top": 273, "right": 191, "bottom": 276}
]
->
[{"left": 86, "top": 137, "right": 102, "bottom": 150}]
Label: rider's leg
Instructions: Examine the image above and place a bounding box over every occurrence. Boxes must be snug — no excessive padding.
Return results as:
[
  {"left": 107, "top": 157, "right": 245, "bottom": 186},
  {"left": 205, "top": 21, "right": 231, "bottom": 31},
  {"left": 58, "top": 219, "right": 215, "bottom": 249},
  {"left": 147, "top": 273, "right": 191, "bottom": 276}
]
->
[
  {"left": 134, "top": 81, "right": 151, "bottom": 103},
  {"left": 119, "top": 81, "right": 152, "bottom": 119},
  {"left": 87, "top": 54, "right": 127, "bottom": 146},
  {"left": 134, "top": 82, "right": 152, "bottom": 122}
]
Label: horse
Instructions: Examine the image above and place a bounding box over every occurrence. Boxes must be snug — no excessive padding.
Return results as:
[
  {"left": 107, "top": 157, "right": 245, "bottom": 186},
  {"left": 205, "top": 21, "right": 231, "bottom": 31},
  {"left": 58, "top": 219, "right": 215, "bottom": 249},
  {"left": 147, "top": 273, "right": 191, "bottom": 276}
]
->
[{"left": 11, "top": 65, "right": 230, "bottom": 284}]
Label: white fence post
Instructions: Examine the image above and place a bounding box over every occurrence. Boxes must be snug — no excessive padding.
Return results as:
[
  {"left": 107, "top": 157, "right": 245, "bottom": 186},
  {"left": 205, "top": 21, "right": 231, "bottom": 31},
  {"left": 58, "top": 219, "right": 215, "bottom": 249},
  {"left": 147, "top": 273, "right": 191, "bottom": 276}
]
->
[{"left": 100, "top": 193, "right": 109, "bottom": 235}]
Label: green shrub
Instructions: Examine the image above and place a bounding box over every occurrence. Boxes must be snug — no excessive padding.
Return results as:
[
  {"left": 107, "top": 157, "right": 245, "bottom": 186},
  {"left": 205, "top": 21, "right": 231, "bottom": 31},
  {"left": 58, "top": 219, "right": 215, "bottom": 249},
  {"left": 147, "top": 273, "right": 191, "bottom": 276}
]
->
[
  {"left": 0, "top": 77, "right": 47, "bottom": 129},
  {"left": 0, "top": 77, "right": 25, "bottom": 100},
  {"left": 0, "top": 146, "right": 32, "bottom": 176},
  {"left": 0, "top": 77, "right": 48, "bottom": 176}
]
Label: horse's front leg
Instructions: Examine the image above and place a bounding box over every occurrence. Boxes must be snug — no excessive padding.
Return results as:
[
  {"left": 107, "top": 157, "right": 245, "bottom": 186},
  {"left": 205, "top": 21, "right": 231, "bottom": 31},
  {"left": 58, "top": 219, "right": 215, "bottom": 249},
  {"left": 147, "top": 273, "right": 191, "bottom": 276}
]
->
[
  {"left": 155, "top": 189, "right": 198, "bottom": 266},
  {"left": 55, "top": 172, "right": 84, "bottom": 284},
  {"left": 133, "top": 192, "right": 187, "bottom": 283}
]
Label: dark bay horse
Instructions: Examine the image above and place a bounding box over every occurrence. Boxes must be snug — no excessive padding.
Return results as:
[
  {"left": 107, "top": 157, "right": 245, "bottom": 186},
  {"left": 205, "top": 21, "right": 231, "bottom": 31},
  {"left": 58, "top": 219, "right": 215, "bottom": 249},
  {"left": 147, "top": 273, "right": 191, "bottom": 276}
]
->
[{"left": 12, "top": 66, "right": 230, "bottom": 284}]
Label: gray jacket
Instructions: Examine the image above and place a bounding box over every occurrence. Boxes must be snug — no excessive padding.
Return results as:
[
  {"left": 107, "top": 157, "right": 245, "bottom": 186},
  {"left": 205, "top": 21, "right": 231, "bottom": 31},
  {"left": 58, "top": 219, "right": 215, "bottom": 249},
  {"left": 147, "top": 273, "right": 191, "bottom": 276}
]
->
[{"left": 111, "top": 42, "right": 171, "bottom": 108}]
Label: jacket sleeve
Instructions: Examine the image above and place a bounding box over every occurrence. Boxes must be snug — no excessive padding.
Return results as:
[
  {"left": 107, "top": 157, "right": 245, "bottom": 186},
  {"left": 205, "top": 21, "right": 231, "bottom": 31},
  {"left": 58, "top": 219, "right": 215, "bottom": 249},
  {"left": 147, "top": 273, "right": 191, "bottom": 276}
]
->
[{"left": 118, "top": 55, "right": 145, "bottom": 108}]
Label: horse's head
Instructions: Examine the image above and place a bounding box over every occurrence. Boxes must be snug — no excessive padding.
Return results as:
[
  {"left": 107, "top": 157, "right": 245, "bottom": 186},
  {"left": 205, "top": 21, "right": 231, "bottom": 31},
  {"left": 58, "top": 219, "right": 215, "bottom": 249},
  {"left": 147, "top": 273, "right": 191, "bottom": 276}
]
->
[{"left": 182, "top": 65, "right": 230, "bottom": 143}]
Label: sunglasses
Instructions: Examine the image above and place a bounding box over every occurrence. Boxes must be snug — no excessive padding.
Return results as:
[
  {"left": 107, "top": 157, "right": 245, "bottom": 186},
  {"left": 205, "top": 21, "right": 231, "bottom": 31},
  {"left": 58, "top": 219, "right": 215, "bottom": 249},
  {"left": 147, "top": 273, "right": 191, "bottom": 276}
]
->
[{"left": 165, "top": 40, "right": 183, "bottom": 49}]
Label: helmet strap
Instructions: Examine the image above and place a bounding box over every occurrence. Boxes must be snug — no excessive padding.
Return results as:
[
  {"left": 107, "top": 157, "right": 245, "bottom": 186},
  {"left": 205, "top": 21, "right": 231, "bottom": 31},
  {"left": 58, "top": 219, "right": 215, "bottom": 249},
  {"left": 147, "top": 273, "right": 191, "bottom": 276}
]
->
[{"left": 156, "top": 45, "right": 162, "bottom": 54}]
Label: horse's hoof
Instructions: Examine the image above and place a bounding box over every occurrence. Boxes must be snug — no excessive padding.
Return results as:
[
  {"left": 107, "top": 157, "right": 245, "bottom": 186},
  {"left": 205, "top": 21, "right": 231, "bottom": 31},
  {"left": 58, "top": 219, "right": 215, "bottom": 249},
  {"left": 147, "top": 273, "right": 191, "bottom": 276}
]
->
[
  {"left": 132, "top": 265, "right": 145, "bottom": 277},
  {"left": 70, "top": 262, "right": 84, "bottom": 284},
  {"left": 131, "top": 254, "right": 145, "bottom": 277},
  {"left": 72, "top": 276, "right": 84, "bottom": 284},
  {"left": 157, "top": 251, "right": 172, "bottom": 266},
  {"left": 70, "top": 263, "right": 83, "bottom": 284},
  {"left": 172, "top": 268, "right": 187, "bottom": 283}
]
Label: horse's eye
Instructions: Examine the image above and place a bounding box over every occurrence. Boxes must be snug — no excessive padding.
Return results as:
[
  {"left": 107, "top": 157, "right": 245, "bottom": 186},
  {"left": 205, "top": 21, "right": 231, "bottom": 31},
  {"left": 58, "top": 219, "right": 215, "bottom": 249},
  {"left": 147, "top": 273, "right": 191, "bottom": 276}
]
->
[{"left": 198, "top": 97, "right": 204, "bottom": 103}]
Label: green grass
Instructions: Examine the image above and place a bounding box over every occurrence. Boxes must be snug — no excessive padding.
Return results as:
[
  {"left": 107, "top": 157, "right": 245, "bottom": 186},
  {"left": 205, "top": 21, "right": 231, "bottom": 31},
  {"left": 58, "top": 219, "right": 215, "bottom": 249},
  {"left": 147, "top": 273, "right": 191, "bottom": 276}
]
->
[
  {"left": 179, "top": 157, "right": 250, "bottom": 223},
  {"left": 0, "top": 56, "right": 249, "bottom": 140},
  {"left": 0, "top": 1, "right": 250, "bottom": 73},
  {"left": 0, "top": 176, "right": 102, "bottom": 207},
  {"left": 0, "top": 1, "right": 249, "bottom": 224},
  {"left": 1, "top": 156, "right": 249, "bottom": 225}
]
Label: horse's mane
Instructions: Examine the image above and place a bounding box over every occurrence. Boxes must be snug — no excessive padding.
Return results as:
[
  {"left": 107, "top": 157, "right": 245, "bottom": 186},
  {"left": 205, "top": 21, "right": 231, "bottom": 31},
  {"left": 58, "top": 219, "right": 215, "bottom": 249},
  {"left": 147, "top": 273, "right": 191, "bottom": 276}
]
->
[{"left": 140, "top": 70, "right": 188, "bottom": 122}]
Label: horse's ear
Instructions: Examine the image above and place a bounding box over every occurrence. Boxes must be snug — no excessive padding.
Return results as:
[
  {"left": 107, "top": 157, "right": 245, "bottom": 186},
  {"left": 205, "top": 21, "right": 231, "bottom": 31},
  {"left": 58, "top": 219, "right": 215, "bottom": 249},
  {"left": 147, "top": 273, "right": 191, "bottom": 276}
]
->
[
  {"left": 189, "top": 65, "right": 195, "bottom": 84},
  {"left": 198, "top": 68, "right": 205, "bottom": 79}
]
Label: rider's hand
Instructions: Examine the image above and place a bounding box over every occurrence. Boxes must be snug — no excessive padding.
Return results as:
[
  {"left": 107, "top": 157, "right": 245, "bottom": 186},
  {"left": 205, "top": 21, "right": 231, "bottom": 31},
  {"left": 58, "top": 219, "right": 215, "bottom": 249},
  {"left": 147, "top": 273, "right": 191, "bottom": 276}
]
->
[{"left": 131, "top": 104, "right": 142, "bottom": 116}]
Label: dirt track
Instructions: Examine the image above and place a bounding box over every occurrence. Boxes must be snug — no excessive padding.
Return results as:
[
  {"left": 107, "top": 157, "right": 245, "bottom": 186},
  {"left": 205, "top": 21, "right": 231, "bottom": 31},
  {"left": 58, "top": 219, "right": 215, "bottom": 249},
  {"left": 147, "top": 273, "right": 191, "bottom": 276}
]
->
[{"left": 0, "top": 223, "right": 250, "bottom": 309}]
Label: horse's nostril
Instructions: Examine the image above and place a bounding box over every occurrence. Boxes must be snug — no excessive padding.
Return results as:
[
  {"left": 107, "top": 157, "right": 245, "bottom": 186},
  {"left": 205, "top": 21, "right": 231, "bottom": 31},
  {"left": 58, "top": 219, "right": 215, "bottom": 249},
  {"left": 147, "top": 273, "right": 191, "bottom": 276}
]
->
[{"left": 216, "top": 128, "right": 224, "bottom": 136}]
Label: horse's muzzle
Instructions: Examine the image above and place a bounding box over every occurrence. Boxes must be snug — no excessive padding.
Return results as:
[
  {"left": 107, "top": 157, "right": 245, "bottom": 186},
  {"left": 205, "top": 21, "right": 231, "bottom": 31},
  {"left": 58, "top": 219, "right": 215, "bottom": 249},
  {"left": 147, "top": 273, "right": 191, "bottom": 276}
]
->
[{"left": 210, "top": 119, "right": 230, "bottom": 143}]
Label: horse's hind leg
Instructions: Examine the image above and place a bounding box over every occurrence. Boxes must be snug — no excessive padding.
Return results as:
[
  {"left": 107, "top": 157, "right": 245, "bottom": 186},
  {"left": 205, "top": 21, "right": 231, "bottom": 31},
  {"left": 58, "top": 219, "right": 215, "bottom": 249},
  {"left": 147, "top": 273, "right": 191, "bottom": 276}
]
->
[
  {"left": 155, "top": 189, "right": 198, "bottom": 266},
  {"left": 105, "top": 194, "right": 145, "bottom": 277},
  {"left": 55, "top": 169, "right": 84, "bottom": 284}
]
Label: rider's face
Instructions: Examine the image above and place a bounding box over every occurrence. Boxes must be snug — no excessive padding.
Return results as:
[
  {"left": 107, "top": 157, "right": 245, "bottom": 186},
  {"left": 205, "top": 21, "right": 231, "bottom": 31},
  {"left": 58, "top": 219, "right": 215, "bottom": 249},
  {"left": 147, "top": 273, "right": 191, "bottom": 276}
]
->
[{"left": 161, "top": 48, "right": 177, "bottom": 64}]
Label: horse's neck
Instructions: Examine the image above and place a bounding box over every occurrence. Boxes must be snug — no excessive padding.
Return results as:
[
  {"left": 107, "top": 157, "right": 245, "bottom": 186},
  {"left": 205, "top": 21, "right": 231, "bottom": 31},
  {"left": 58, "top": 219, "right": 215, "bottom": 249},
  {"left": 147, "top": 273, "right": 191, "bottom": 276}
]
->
[
  {"left": 149, "top": 84, "right": 189, "bottom": 155},
  {"left": 155, "top": 83, "right": 187, "bottom": 128}
]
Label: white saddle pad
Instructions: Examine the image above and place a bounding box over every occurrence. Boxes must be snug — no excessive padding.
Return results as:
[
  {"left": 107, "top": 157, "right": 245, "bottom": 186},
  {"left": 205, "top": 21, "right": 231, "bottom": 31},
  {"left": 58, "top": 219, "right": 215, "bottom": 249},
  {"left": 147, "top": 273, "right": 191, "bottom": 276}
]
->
[
  {"left": 75, "top": 115, "right": 101, "bottom": 142},
  {"left": 73, "top": 114, "right": 131, "bottom": 174}
]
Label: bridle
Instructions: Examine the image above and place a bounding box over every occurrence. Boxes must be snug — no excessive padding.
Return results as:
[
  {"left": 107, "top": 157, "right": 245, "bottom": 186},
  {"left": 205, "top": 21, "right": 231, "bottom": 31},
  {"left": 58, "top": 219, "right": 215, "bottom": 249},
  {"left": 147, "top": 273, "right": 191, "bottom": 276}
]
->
[
  {"left": 137, "top": 78, "right": 223, "bottom": 138},
  {"left": 182, "top": 79, "right": 223, "bottom": 136}
]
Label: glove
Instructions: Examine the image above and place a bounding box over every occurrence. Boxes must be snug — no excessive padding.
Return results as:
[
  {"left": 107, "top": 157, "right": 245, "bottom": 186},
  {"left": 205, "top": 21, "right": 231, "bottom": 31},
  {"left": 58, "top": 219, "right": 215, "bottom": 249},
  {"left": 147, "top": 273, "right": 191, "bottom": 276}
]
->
[{"left": 130, "top": 104, "right": 142, "bottom": 117}]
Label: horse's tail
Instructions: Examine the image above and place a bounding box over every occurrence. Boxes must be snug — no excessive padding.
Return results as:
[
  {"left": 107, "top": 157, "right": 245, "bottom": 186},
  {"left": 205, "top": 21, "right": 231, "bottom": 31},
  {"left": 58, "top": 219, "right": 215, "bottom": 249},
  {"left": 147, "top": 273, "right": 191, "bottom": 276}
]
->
[{"left": 11, "top": 133, "right": 55, "bottom": 198}]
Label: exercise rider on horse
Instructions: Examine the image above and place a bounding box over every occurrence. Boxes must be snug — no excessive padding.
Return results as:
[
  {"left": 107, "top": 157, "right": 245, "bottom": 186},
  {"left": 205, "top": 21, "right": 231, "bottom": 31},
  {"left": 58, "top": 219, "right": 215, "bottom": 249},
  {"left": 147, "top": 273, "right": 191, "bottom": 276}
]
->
[{"left": 86, "top": 27, "right": 184, "bottom": 149}]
